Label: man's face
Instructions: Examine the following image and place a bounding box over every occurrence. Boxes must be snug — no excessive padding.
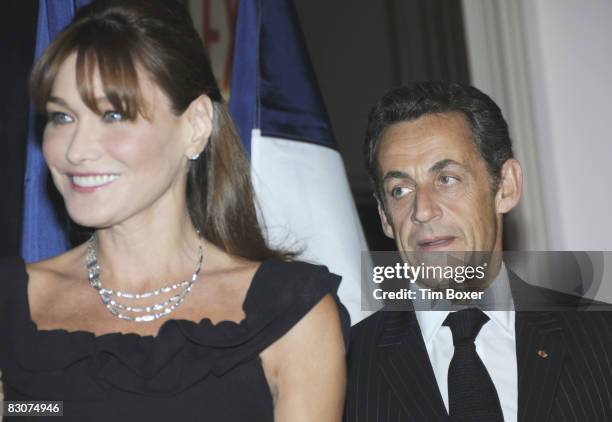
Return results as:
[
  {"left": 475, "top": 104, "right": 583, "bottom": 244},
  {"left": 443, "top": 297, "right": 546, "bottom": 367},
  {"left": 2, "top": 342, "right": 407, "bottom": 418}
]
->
[{"left": 376, "top": 112, "right": 505, "bottom": 254}]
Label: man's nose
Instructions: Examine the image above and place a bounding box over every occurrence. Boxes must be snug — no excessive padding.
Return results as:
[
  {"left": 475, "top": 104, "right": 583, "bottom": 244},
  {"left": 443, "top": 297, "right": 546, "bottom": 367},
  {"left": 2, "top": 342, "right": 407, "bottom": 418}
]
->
[
  {"left": 411, "top": 186, "right": 442, "bottom": 224},
  {"left": 66, "top": 123, "right": 101, "bottom": 165}
]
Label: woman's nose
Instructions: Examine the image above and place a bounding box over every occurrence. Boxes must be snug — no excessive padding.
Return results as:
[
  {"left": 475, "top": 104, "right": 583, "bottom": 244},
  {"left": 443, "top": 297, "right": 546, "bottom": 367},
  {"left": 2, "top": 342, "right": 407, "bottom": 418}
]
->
[{"left": 65, "top": 123, "right": 101, "bottom": 165}]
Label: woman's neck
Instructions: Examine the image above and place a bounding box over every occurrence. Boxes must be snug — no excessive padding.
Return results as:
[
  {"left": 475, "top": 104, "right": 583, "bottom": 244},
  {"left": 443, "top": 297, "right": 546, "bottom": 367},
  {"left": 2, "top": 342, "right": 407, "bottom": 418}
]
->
[{"left": 92, "top": 208, "right": 203, "bottom": 292}]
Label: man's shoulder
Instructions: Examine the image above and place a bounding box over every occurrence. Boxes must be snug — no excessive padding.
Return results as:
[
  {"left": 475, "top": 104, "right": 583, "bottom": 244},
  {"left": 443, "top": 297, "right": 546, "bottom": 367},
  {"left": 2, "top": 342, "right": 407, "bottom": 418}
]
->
[
  {"left": 350, "top": 308, "right": 387, "bottom": 340},
  {"left": 510, "top": 271, "right": 612, "bottom": 312},
  {"left": 350, "top": 308, "right": 415, "bottom": 346},
  {"left": 514, "top": 279, "right": 612, "bottom": 339}
]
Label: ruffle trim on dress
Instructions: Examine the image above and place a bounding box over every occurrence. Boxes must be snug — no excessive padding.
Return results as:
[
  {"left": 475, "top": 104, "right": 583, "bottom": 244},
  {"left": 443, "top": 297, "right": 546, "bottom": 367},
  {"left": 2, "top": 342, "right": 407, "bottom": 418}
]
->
[{"left": 2, "top": 259, "right": 343, "bottom": 398}]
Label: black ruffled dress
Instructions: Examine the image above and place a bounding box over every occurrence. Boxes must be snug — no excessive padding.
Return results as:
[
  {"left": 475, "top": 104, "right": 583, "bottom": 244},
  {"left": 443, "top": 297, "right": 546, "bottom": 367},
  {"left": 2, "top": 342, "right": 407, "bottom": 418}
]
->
[{"left": 0, "top": 257, "right": 349, "bottom": 421}]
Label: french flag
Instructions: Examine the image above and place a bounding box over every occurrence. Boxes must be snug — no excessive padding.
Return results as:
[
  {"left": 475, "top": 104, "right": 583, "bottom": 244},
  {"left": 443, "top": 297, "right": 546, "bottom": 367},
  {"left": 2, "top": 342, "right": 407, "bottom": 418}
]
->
[{"left": 229, "top": 0, "right": 371, "bottom": 324}]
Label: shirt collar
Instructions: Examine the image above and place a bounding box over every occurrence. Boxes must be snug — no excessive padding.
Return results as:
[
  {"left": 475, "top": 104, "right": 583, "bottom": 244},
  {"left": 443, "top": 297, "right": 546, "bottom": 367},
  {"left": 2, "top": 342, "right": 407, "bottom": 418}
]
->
[{"left": 415, "top": 263, "right": 515, "bottom": 346}]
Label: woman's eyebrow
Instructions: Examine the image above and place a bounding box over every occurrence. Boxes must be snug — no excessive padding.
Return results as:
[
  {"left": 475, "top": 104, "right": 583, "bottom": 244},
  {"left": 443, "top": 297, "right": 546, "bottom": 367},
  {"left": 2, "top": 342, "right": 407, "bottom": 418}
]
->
[{"left": 47, "top": 96, "right": 68, "bottom": 106}]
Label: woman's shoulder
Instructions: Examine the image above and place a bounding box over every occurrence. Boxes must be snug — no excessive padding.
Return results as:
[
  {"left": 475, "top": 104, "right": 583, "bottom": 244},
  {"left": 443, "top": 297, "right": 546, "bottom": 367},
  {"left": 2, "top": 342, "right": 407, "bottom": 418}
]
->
[
  {"left": 180, "top": 257, "right": 347, "bottom": 348},
  {"left": 0, "top": 247, "right": 86, "bottom": 319},
  {"left": 255, "top": 258, "right": 342, "bottom": 293},
  {"left": 241, "top": 257, "right": 349, "bottom": 343},
  {"left": 246, "top": 258, "right": 343, "bottom": 313},
  {"left": 27, "top": 246, "right": 84, "bottom": 290},
  {"left": 256, "top": 261, "right": 348, "bottom": 401}
]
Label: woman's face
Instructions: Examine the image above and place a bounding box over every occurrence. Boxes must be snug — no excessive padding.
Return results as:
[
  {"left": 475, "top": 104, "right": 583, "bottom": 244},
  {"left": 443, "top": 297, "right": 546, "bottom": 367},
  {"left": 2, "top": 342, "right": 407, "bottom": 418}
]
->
[{"left": 43, "top": 53, "right": 193, "bottom": 229}]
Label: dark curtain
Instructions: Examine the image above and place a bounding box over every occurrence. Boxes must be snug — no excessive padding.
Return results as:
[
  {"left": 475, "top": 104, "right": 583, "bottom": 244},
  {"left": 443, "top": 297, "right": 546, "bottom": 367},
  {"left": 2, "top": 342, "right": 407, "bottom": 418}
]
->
[
  {"left": 0, "top": 0, "right": 39, "bottom": 257},
  {"left": 387, "top": 0, "right": 470, "bottom": 85}
]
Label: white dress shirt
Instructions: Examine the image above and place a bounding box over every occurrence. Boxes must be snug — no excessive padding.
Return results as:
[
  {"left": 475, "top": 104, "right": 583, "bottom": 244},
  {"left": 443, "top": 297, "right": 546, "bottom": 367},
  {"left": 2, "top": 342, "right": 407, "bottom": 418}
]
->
[{"left": 414, "top": 264, "right": 518, "bottom": 422}]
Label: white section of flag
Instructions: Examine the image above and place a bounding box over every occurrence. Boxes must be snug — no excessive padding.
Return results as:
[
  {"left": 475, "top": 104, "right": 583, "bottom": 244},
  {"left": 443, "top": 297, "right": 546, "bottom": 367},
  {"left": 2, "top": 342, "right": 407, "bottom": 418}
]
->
[{"left": 250, "top": 129, "right": 376, "bottom": 325}]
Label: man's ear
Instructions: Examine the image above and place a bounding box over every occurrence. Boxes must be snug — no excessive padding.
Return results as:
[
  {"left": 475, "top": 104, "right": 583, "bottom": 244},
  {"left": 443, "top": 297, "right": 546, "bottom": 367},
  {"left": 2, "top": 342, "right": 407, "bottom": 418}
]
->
[
  {"left": 184, "top": 94, "right": 213, "bottom": 159},
  {"left": 377, "top": 198, "right": 395, "bottom": 239},
  {"left": 495, "top": 158, "right": 523, "bottom": 214}
]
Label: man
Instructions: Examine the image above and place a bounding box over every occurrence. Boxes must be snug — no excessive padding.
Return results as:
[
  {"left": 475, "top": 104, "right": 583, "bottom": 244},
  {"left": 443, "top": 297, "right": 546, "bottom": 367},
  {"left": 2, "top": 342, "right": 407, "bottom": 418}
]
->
[{"left": 344, "top": 82, "right": 612, "bottom": 422}]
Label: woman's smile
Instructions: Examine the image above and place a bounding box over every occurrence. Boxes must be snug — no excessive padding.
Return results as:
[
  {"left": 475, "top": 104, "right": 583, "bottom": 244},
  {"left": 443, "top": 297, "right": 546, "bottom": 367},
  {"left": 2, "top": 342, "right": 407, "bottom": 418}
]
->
[{"left": 68, "top": 173, "right": 121, "bottom": 192}]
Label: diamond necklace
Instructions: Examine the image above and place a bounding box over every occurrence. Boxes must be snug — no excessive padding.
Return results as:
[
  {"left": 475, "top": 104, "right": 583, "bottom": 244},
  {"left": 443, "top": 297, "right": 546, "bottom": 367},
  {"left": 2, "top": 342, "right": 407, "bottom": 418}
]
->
[{"left": 85, "top": 234, "right": 204, "bottom": 322}]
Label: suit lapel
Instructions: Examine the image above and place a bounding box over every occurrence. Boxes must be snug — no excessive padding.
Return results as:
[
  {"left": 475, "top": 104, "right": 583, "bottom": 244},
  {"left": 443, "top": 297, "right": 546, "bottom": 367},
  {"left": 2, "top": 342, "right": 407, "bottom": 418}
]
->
[
  {"left": 511, "top": 273, "right": 568, "bottom": 422},
  {"left": 378, "top": 310, "right": 449, "bottom": 421}
]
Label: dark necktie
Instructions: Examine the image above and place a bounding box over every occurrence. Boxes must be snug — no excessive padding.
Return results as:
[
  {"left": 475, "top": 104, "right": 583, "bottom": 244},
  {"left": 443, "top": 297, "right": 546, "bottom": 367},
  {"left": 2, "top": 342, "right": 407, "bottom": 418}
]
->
[{"left": 444, "top": 308, "right": 504, "bottom": 421}]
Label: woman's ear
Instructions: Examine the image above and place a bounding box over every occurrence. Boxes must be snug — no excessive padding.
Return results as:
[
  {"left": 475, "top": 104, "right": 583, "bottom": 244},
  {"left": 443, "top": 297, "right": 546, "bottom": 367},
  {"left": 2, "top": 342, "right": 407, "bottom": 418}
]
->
[
  {"left": 184, "top": 94, "right": 213, "bottom": 159},
  {"left": 495, "top": 158, "right": 523, "bottom": 214}
]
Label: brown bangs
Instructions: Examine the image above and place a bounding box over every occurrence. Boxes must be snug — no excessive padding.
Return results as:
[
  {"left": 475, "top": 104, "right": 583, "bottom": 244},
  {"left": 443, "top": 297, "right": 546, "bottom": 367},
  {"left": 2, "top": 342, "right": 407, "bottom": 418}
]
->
[{"left": 30, "top": 19, "right": 147, "bottom": 120}]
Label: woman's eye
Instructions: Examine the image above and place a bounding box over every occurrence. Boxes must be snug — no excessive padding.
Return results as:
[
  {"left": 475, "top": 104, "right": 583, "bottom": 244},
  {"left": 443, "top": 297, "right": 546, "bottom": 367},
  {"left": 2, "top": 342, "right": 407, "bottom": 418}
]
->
[
  {"left": 102, "top": 110, "right": 125, "bottom": 123},
  {"left": 390, "top": 186, "right": 411, "bottom": 199},
  {"left": 47, "top": 112, "right": 73, "bottom": 125}
]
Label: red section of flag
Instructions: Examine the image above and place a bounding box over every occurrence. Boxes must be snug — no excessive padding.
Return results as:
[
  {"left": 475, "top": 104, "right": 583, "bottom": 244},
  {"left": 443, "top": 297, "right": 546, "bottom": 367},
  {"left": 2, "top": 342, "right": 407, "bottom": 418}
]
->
[
  {"left": 201, "top": 0, "right": 238, "bottom": 92},
  {"left": 202, "top": 0, "right": 219, "bottom": 48},
  {"left": 224, "top": 0, "right": 239, "bottom": 91}
]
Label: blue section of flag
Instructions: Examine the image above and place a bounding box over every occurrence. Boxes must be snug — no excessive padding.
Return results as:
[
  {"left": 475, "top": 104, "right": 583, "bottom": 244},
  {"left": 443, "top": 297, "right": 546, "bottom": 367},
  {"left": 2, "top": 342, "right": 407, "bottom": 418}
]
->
[
  {"left": 228, "top": 0, "right": 259, "bottom": 156},
  {"left": 21, "top": 0, "right": 90, "bottom": 263},
  {"left": 229, "top": 0, "right": 336, "bottom": 152}
]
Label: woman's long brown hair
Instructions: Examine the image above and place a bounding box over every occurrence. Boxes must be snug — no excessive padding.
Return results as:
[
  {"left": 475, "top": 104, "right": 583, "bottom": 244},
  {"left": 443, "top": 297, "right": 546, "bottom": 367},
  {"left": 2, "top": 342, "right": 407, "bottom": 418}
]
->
[{"left": 30, "top": 0, "right": 292, "bottom": 261}]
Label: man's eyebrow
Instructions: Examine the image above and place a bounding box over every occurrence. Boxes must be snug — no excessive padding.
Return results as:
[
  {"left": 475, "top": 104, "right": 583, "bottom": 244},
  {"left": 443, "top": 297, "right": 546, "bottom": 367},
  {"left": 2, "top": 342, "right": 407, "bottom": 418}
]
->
[
  {"left": 382, "top": 170, "right": 414, "bottom": 183},
  {"left": 429, "top": 159, "right": 462, "bottom": 173},
  {"left": 382, "top": 159, "right": 464, "bottom": 183}
]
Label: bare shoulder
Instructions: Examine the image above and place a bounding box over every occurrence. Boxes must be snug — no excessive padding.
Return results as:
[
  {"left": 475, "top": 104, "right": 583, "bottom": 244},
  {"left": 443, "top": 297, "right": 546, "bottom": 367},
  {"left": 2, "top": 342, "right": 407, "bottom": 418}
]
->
[
  {"left": 200, "top": 247, "right": 262, "bottom": 283},
  {"left": 259, "top": 294, "right": 346, "bottom": 420},
  {"left": 259, "top": 293, "right": 344, "bottom": 385},
  {"left": 25, "top": 244, "right": 88, "bottom": 322},
  {"left": 257, "top": 259, "right": 346, "bottom": 364},
  {"left": 27, "top": 243, "right": 87, "bottom": 278},
  {"left": 262, "top": 294, "right": 343, "bottom": 359}
]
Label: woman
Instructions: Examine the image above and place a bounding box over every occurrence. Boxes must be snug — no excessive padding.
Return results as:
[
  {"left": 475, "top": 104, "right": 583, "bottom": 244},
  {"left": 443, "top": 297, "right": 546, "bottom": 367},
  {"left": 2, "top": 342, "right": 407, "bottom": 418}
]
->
[{"left": 0, "top": 1, "right": 347, "bottom": 420}]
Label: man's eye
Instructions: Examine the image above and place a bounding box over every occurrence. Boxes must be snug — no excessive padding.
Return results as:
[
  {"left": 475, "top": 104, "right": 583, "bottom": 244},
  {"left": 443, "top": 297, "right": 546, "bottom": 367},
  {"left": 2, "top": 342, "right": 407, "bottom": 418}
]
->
[
  {"left": 102, "top": 110, "right": 125, "bottom": 123},
  {"left": 390, "top": 186, "right": 411, "bottom": 199},
  {"left": 439, "top": 175, "right": 459, "bottom": 185},
  {"left": 47, "top": 112, "right": 73, "bottom": 125}
]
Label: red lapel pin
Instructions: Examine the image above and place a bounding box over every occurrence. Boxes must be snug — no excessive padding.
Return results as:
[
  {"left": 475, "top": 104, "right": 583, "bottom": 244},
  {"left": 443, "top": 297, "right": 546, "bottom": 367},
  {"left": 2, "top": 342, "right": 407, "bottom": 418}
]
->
[{"left": 537, "top": 349, "right": 549, "bottom": 358}]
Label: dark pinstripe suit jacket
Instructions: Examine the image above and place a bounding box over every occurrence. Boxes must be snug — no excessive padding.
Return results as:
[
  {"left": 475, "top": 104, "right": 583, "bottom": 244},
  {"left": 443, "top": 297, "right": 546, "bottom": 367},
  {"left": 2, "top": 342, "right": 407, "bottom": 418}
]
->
[{"left": 344, "top": 273, "right": 612, "bottom": 422}]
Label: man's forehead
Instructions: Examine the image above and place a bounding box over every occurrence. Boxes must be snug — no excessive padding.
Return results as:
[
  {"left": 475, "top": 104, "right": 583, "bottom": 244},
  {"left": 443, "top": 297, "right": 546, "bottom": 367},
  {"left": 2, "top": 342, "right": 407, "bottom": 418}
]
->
[{"left": 377, "top": 112, "right": 478, "bottom": 170}]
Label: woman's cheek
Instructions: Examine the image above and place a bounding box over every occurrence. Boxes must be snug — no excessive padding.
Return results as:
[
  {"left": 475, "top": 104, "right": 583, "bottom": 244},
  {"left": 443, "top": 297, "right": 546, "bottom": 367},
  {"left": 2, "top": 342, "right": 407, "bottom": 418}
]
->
[
  {"left": 42, "top": 131, "right": 65, "bottom": 164},
  {"left": 105, "top": 129, "right": 155, "bottom": 163}
]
